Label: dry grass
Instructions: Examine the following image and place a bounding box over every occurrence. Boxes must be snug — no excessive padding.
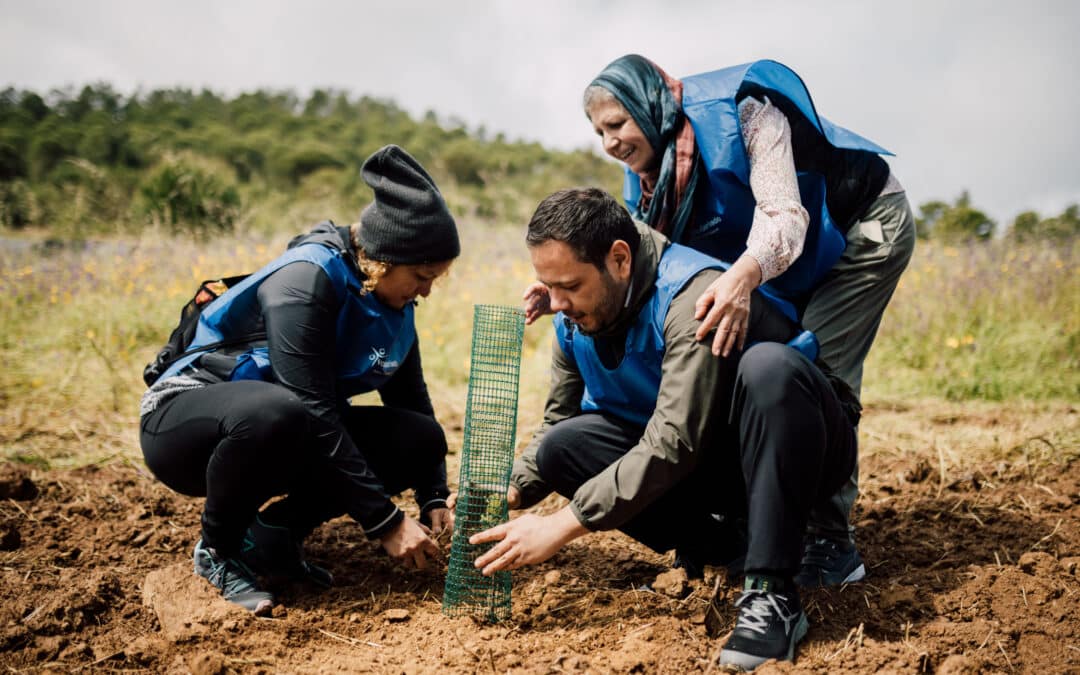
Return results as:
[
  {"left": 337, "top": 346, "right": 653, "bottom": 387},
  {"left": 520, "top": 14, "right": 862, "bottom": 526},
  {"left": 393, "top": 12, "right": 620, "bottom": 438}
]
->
[{"left": 0, "top": 227, "right": 1076, "bottom": 473}]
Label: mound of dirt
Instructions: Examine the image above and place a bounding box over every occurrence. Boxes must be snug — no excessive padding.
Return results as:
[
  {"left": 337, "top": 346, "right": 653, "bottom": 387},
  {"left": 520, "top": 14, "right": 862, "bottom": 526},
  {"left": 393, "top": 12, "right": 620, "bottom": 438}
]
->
[{"left": 143, "top": 563, "right": 254, "bottom": 641}]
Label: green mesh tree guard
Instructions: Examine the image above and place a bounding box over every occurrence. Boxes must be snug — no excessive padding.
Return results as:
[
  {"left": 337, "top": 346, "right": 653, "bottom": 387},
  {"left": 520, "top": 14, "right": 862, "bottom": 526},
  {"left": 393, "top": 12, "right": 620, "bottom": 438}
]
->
[{"left": 442, "top": 304, "right": 525, "bottom": 621}]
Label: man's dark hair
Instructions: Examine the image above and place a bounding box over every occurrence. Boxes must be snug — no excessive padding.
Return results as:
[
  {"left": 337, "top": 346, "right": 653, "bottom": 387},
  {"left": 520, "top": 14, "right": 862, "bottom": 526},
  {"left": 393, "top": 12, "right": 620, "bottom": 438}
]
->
[{"left": 526, "top": 188, "right": 639, "bottom": 269}]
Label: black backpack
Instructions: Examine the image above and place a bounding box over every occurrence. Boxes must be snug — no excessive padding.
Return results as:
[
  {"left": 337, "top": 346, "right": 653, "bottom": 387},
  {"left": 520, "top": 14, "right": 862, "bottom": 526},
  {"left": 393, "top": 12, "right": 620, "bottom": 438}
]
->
[{"left": 142, "top": 275, "right": 265, "bottom": 386}]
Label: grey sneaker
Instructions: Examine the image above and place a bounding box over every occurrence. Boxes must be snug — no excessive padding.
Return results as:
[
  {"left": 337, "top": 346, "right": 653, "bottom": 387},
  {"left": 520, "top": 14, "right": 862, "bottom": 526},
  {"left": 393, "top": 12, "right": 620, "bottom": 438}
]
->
[
  {"left": 794, "top": 537, "right": 866, "bottom": 587},
  {"left": 239, "top": 516, "right": 333, "bottom": 588},
  {"left": 719, "top": 576, "right": 808, "bottom": 670},
  {"left": 193, "top": 539, "right": 275, "bottom": 615}
]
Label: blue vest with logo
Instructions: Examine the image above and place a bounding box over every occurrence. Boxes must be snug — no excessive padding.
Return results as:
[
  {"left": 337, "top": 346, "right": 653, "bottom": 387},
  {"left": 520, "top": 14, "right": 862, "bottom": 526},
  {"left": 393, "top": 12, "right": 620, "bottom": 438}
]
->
[
  {"left": 157, "top": 242, "right": 416, "bottom": 395},
  {"left": 623, "top": 60, "right": 892, "bottom": 300},
  {"left": 554, "top": 243, "right": 818, "bottom": 427}
]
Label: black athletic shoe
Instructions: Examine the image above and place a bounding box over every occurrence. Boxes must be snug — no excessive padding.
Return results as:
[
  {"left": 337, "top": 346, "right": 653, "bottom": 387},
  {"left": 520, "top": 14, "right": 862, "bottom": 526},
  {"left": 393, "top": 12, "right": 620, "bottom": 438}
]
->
[
  {"left": 794, "top": 536, "right": 866, "bottom": 587},
  {"left": 719, "top": 576, "right": 808, "bottom": 670},
  {"left": 239, "top": 516, "right": 334, "bottom": 588},
  {"left": 193, "top": 539, "right": 274, "bottom": 615}
]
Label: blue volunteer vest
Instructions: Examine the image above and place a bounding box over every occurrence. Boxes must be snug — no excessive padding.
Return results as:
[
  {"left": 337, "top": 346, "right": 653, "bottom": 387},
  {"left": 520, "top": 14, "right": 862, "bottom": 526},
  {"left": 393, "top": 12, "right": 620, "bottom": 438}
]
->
[
  {"left": 555, "top": 243, "right": 818, "bottom": 427},
  {"left": 623, "top": 60, "right": 892, "bottom": 300},
  {"left": 157, "top": 242, "right": 416, "bottom": 395}
]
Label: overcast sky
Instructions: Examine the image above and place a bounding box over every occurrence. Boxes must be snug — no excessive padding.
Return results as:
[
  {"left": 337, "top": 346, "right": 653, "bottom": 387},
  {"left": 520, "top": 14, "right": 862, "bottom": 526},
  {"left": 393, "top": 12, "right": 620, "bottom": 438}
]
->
[{"left": 2, "top": 0, "right": 1077, "bottom": 224}]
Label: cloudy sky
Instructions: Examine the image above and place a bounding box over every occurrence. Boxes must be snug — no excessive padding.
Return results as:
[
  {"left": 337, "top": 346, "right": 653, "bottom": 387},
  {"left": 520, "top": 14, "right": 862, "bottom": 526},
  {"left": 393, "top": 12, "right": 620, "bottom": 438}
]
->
[{"left": 2, "top": 0, "right": 1077, "bottom": 223}]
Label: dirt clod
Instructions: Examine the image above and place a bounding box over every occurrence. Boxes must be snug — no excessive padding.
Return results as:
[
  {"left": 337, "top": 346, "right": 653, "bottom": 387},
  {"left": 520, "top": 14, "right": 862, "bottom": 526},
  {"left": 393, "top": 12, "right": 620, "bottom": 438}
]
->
[
  {"left": 0, "top": 464, "right": 37, "bottom": 500},
  {"left": 651, "top": 567, "right": 688, "bottom": 598},
  {"left": 189, "top": 651, "right": 226, "bottom": 675},
  {"left": 1017, "top": 551, "right": 1057, "bottom": 576},
  {"left": 143, "top": 563, "right": 250, "bottom": 641},
  {"left": 937, "top": 653, "right": 983, "bottom": 674},
  {"left": 0, "top": 522, "right": 19, "bottom": 550},
  {"left": 383, "top": 608, "right": 410, "bottom": 622},
  {"left": 879, "top": 584, "right": 918, "bottom": 610}
]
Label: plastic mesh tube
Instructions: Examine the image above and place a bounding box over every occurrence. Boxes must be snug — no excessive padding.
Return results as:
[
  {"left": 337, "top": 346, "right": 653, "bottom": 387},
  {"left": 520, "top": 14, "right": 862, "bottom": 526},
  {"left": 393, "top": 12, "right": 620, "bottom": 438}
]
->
[{"left": 442, "top": 305, "right": 525, "bottom": 621}]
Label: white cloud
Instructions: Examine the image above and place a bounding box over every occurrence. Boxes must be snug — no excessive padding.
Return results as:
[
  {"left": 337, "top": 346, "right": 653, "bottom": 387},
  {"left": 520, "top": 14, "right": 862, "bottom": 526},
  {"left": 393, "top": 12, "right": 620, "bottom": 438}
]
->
[{"left": 1, "top": 0, "right": 1077, "bottom": 222}]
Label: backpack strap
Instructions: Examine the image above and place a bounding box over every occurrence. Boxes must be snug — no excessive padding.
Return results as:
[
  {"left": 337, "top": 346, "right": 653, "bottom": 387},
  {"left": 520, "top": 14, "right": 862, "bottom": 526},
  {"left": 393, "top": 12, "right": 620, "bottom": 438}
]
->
[{"left": 147, "top": 330, "right": 268, "bottom": 382}]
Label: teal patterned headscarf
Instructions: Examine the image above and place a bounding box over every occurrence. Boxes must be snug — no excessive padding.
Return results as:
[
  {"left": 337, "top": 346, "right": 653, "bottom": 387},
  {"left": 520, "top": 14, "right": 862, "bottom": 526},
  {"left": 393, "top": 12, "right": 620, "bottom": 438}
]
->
[{"left": 588, "top": 54, "right": 700, "bottom": 242}]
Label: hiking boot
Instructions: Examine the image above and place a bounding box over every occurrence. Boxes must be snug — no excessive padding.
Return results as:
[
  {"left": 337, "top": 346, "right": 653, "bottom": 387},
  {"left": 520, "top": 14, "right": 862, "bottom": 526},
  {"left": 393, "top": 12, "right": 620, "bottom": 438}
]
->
[
  {"left": 719, "top": 576, "right": 808, "bottom": 670},
  {"left": 193, "top": 539, "right": 275, "bottom": 615},
  {"left": 794, "top": 536, "right": 866, "bottom": 587},
  {"left": 239, "top": 516, "right": 334, "bottom": 588}
]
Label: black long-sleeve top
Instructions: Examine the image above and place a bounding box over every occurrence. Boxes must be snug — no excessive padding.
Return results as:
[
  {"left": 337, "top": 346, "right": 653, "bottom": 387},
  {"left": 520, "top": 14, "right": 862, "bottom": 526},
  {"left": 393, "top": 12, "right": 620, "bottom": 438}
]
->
[{"left": 192, "top": 224, "right": 448, "bottom": 539}]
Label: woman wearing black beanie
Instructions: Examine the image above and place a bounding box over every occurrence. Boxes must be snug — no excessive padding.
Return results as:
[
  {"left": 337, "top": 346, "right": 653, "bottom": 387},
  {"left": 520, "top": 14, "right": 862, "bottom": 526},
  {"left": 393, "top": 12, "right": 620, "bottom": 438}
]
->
[{"left": 139, "top": 145, "right": 459, "bottom": 614}]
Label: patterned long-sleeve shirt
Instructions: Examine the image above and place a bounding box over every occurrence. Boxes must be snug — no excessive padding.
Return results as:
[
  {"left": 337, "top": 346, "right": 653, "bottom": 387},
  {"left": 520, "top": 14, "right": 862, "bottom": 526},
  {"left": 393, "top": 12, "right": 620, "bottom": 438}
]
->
[{"left": 739, "top": 96, "right": 903, "bottom": 284}]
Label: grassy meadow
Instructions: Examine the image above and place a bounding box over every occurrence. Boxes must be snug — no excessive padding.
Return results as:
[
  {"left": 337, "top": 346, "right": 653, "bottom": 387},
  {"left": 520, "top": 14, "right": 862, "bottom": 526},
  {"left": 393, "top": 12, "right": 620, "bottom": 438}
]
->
[{"left": 0, "top": 220, "right": 1076, "bottom": 471}]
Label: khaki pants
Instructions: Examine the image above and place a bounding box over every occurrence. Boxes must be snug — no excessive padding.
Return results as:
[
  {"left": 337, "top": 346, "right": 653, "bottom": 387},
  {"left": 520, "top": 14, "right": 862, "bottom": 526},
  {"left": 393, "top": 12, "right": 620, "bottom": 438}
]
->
[{"left": 802, "top": 191, "right": 917, "bottom": 541}]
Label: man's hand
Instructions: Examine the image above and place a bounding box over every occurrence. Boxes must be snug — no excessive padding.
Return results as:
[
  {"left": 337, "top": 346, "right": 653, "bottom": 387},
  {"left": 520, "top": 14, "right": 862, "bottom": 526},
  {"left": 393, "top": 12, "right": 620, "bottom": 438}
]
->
[
  {"left": 469, "top": 506, "right": 588, "bottom": 576},
  {"left": 380, "top": 515, "right": 440, "bottom": 570},
  {"left": 694, "top": 254, "right": 762, "bottom": 357},
  {"left": 522, "top": 282, "right": 552, "bottom": 326}
]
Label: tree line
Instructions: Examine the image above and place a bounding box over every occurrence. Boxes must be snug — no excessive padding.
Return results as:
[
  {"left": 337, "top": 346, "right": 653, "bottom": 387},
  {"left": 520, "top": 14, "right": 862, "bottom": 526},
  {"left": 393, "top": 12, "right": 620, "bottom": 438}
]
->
[
  {"left": 0, "top": 83, "right": 1075, "bottom": 242},
  {"left": 915, "top": 191, "right": 1078, "bottom": 243},
  {"left": 0, "top": 84, "right": 618, "bottom": 236}
]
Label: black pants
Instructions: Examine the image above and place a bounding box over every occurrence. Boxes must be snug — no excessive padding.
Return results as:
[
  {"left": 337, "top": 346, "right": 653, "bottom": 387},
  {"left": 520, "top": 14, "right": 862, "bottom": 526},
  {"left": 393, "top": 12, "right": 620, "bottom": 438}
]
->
[
  {"left": 140, "top": 380, "right": 446, "bottom": 556},
  {"left": 535, "top": 343, "right": 856, "bottom": 576}
]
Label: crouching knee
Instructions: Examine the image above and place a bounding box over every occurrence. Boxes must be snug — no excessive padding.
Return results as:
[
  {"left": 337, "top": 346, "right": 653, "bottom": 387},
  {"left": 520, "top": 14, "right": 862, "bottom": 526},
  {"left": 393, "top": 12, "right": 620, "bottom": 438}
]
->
[
  {"left": 410, "top": 413, "right": 449, "bottom": 464},
  {"left": 534, "top": 423, "right": 581, "bottom": 490},
  {"left": 735, "top": 343, "right": 809, "bottom": 411},
  {"left": 226, "top": 385, "right": 311, "bottom": 447}
]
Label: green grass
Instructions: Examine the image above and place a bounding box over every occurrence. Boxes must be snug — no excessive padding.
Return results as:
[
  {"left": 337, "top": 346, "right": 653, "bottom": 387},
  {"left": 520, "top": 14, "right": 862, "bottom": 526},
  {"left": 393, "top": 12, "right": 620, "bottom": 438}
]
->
[
  {"left": 0, "top": 225, "right": 1076, "bottom": 465},
  {"left": 864, "top": 238, "right": 1078, "bottom": 402}
]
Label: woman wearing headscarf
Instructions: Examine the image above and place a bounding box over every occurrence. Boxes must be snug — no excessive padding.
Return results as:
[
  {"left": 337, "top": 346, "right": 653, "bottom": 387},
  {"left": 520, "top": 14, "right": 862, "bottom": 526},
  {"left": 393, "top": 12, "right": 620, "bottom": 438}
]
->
[
  {"left": 525, "top": 55, "right": 914, "bottom": 588},
  {"left": 531, "top": 54, "right": 915, "bottom": 670},
  {"left": 140, "top": 145, "right": 459, "bottom": 615}
]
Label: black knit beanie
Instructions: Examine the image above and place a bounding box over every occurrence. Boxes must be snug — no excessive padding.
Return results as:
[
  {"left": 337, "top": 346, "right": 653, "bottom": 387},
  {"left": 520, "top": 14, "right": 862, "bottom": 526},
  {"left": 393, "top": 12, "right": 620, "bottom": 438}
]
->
[{"left": 358, "top": 145, "right": 460, "bottom": 264}]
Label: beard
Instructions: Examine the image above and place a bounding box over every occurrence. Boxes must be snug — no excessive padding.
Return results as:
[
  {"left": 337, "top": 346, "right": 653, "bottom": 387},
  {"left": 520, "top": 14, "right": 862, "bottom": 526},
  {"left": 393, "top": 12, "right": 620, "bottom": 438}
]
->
[{"left": 577, "top": 270, "right": 625, "bottom": 336}]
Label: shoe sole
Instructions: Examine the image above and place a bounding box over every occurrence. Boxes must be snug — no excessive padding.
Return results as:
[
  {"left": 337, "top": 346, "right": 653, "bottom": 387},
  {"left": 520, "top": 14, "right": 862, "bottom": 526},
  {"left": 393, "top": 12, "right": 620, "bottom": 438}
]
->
[
  {"left": 795, "top": 561, "right": 867, "bottom": 588},
  {"left": 718, "top": 612, "right": 810, "bottom": 670},
  {"left": 787, "top": 613, "right": 809, "bottom": 660},
  {"left": 194, "top": 545, "right": 277, "bottom": 615},
  {"left": 842, "top": 562, "right": 866, "bottom": 585}
]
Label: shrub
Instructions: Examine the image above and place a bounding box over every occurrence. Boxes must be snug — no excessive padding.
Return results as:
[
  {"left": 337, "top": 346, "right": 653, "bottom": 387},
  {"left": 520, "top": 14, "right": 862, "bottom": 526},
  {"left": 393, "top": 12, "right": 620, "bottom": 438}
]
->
[
  {"left": 0, "top": 180, "right": 45, "bottom": 228},
  {"left": 1010, "top": 205, "right": 1080, "bottom": 242},
  {"left": 136, "top": 154, "right": 241, "bottom": 235},
  {"left": 916, "top": 192, "right": 996, "bottom": 242}
]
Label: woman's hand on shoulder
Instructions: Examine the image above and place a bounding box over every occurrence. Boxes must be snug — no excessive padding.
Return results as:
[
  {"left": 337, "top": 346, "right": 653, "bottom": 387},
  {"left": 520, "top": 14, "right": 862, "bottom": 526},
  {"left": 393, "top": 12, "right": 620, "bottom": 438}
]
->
[
  {"left": 523, "top": 282, "right": 552, "bottom": 326},
  {"left": 694, "top": 255, "right": 762, "bottom": 357}
]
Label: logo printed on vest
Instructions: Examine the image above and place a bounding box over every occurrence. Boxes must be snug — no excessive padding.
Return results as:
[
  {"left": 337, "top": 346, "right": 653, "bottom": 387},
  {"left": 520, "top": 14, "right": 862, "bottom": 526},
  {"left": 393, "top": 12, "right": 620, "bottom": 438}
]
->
[{"left": 368, "top": 346, "right": 400, "bottom": 375}]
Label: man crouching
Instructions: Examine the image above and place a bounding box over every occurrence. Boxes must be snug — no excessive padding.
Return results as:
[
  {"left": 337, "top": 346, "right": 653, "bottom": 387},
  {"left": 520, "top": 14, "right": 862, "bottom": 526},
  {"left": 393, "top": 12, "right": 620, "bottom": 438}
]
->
[{"left": 471, "top": 188, "right": 858, "bottom": 670}]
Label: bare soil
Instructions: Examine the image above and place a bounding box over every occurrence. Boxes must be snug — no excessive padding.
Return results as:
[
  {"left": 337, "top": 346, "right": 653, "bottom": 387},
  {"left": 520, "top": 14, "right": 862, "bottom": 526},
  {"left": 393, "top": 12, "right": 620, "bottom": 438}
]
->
[{"left": 1, "top": 405, "right": 1079, "bottom": 674}]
